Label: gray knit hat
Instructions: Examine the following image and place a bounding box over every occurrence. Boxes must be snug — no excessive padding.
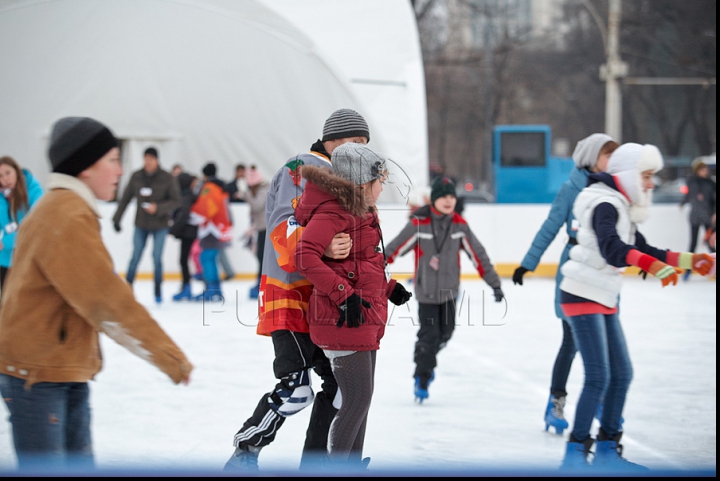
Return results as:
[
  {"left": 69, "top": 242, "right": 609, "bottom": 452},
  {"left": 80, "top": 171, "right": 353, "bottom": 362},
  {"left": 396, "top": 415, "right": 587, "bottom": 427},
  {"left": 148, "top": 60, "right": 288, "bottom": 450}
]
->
[
  {"left": 572, "top": 133, "right": 614, "bottom": 169},
  {"left": 322, "top": 108, "right": 370, "bottom": 142},
  {"left": 48, "top": 117, "right": 117, "bottom": 177},
  {"left": 332, "top": 143, "right": 387, "bottom": 185}
]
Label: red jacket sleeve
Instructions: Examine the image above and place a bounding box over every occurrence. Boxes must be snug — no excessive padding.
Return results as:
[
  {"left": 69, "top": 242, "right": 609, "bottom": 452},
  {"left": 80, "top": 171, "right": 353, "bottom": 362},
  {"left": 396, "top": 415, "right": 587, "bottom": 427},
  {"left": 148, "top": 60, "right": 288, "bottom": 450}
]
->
[{"left": 295, "top": 212, "right": 353, "bottom": 305}]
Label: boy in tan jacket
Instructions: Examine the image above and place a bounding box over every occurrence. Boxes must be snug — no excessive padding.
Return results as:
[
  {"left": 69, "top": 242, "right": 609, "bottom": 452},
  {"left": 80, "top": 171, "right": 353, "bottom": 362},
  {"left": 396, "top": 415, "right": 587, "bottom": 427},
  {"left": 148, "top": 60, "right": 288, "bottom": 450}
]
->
[{"left": 0, "top": 117, "right": 193, "bottom": 470}]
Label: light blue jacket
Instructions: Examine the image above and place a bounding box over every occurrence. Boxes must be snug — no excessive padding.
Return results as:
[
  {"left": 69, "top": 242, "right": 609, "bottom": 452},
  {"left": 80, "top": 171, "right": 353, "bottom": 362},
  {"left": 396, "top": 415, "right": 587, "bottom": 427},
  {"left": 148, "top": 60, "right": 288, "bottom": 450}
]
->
[
  {"left": 0, "top": 169, "right": 44, "bottom": 267},
  {"left": 520, "top": 167, "right": 589, "bottom": 318}
]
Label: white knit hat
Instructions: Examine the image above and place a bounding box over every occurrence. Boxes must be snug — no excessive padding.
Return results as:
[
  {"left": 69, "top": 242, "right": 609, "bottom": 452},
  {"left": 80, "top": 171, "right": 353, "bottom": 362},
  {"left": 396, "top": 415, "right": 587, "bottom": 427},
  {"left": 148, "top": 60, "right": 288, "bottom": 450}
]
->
[{"left": 607, "top": 143, "right": 664, "bottom": 222}]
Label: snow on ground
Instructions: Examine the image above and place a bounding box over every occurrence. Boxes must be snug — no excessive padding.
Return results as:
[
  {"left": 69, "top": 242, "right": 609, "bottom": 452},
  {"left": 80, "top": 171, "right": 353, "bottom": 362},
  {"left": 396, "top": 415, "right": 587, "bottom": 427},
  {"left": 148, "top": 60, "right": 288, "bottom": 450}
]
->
[{"left": 0, "top": 277, "right": 715, "bottom": 474}]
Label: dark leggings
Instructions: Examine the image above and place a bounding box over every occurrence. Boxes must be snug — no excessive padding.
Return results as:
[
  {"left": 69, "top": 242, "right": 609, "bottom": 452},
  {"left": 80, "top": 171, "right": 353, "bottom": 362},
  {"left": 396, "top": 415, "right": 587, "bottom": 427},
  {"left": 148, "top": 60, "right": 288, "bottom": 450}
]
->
[
  {"left": 179, "top": 238, "right": 193, "bottom": 286},
  {"left": 328, "top": 350, "right": 377, "bottom": 461}
]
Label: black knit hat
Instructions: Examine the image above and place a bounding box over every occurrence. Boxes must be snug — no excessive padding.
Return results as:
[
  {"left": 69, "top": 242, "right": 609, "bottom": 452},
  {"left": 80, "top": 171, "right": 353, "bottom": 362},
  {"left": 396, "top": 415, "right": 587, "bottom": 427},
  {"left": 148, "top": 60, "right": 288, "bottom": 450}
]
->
[
  {"left": 48, "top": 117, "right": 117, "bottom": 177},
  {"left": 144, "top": 147, "right": 159, "bottom": 159},
  {"left": 202, "top": 162, "right": 217, "bottom": 177},
  {"left": 322, "top": 109, "right": 370, "bottom": 142},
  {"left": 430, "top": 177, "right": 457, "bottom": 204}
]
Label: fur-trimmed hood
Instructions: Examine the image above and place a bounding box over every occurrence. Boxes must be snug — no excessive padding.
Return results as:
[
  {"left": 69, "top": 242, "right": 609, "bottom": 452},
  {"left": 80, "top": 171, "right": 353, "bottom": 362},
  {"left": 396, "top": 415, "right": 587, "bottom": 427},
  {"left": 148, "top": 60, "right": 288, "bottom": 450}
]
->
[{"left": 299, "top": 165, "right": 369, "bottom": 218}]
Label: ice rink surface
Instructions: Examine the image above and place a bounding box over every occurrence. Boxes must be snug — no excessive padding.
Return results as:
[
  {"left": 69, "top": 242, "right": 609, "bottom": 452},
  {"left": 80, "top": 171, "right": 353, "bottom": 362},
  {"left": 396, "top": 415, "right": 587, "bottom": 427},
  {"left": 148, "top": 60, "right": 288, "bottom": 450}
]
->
[{"left": 0, "top": 276, "right": 715, "bottom": 474}]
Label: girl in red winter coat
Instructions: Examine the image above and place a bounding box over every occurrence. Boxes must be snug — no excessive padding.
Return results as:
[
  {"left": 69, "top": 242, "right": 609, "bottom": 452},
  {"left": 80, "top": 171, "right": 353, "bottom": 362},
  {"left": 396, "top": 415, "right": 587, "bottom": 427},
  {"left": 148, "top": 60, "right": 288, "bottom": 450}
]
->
[{"left": 295, "top": 143, "right": 412, "bottom": 467}]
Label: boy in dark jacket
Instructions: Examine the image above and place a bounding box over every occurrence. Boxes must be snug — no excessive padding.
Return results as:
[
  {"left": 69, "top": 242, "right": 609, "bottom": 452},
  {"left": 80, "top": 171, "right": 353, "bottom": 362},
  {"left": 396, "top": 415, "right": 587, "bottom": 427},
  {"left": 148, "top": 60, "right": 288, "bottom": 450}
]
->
[{"left": 385, "top": 177, "right": 503, "bottom": 402}]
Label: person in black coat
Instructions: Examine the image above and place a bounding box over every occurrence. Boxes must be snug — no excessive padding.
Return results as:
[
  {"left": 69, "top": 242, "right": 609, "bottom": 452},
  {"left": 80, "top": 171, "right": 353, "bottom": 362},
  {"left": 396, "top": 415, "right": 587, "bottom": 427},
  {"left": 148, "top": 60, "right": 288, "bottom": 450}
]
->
[
  {"left": 680, "top": 159, "right": 716, "bottom": 279},
  {"left": 171, "top": 173, "right": 199, "bottom": 300}
]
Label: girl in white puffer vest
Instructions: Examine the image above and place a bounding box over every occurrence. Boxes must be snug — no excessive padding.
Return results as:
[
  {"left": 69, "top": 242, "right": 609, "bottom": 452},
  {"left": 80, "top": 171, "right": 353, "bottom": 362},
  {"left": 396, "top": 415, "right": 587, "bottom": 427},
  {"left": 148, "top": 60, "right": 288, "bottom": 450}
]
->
[{"left": 558, "top": 143, "right": 715, "bottom": 471}]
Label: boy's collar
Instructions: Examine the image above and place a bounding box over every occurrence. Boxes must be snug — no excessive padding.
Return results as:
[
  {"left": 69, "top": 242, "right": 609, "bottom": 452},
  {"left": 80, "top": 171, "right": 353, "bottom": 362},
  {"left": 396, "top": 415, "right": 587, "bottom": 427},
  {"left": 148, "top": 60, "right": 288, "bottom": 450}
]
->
[{"left": 47, "top": 173, "right": 101, "bottom": 217}]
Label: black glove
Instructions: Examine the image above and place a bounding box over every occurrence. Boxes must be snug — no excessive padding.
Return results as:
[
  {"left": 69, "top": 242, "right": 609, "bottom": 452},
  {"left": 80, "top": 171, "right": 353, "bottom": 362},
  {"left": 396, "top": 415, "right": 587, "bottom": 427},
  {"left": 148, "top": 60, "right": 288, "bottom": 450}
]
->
[
  {"left": 493, "top": 287, "right": 504, "bottom": 303},
  {"left": 113, "top": 222, "right": 121, "bottom": 233},
  {"left": 512, "top": 266, "right": 529, "bottom": 286},
  {"left": 638, "top": 269, "right": 648, "bottom": 280},
  {"left": 337, "top": 293, "right": 371, "bottom": 328},
  {"left": 389, "top": 283, "right": 412, "bottom": 306}
]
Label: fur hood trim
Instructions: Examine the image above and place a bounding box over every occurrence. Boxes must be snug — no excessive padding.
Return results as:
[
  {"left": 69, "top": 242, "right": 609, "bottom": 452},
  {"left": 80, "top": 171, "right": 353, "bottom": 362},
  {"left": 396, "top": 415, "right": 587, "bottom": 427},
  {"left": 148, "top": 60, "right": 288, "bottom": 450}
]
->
[{"left": 302, "top": 165, "right": 369, "bottom": 217}]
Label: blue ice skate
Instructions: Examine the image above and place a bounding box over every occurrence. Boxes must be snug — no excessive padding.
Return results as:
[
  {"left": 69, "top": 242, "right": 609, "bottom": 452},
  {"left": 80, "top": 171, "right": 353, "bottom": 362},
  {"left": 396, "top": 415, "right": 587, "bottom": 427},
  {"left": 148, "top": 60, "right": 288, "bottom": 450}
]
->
[
  {"left": 172, "top": 284, "right": 193, "bottom": 301},
  {"left": 594, "top": 429, "right": 648, "bottom": 472},
  {"left": 194, "top": 282, "right": 224, "bottom": 302},
  {"left": 414, "top": 371, "right": 435, "bottom": 404},
  {"left": 544, "top": 394, "right": 569, "bottom": 435},
  {"left": 559, "top": 436, "right": 593, "bottom": 471}
]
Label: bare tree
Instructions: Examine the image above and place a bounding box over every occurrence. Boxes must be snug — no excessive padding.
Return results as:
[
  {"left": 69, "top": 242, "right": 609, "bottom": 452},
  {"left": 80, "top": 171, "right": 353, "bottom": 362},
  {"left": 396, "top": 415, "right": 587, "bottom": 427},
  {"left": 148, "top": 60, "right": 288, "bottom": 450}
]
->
[{"left": 412, "top": 0, "right": 715, "bottom": 191}]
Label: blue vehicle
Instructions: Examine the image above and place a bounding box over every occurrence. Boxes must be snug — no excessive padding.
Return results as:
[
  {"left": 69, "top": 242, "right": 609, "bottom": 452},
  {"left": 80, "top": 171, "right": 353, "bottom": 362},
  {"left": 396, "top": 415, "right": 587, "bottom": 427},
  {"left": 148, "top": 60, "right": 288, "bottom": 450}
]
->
[{"left": 493, "top": 125, "right": 574, "bottom": 203}]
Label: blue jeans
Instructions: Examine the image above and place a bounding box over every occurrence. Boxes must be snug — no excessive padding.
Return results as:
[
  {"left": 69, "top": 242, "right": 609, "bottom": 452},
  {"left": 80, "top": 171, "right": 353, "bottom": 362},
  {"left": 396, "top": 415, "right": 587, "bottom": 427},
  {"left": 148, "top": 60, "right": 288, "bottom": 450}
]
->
[
  {"left": 567, "top": 312, "right": 633, "bottom": 441},
  {"left": 126, "top": 227, "right": 168, "bottom": 287},
  {"left": 200, "top": 248, "right": 219, "bottom": 283},
  {"left": 0, "top": 374, "right": 93, "bottom": 470}
]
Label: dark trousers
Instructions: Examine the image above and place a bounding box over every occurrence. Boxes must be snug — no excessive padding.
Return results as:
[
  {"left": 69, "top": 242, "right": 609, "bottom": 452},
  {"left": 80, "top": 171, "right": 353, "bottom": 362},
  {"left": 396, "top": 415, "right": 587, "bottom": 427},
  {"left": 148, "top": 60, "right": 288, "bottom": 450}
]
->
[
  {"left": 179, "top": 237, "right": 193, "bottom": 286},
  {"left": 255, "top": 229, "right": 266, "bottom": 286},
  {"left": 0, "top": 374, "right": 93, "bottom": 470},
  {"left": 414, "top": 301, "right": 456, "bottom": 378},
  {"left": 234, "top": 331, "right": 338, "bottom": 460},
  {"left": 550, "top": 319, "right": 578, "bottom": 397},
  {"left": 689, "top": 222, "right": 711, "bottom": 253}
]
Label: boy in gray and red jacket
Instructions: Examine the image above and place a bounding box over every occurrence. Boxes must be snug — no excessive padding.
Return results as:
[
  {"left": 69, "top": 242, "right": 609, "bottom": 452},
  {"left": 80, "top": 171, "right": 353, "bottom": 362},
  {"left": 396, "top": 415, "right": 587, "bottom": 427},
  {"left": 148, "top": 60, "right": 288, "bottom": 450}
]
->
[{"left": 385, "top": 177, "right": 503, "bottom": 403}]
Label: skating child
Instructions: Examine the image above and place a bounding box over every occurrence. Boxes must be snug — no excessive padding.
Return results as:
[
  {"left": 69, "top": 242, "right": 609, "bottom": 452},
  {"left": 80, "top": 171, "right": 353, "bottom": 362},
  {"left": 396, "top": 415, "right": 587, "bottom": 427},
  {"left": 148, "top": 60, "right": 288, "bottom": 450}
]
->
[
  {"left": 558, "top": 143, "right": 714, "bottom": 471},
  {"left": 385, "top": 176, "right": 503, "bottom": 403},
  {"left": 295, "top": 143, "right": 412, "bottom": 466},
  {"left": 512, "top": 133, "right": 618, "bottom": 434},
  {"left": 189, "top": 162, "right": 232, "bottom": 302}
]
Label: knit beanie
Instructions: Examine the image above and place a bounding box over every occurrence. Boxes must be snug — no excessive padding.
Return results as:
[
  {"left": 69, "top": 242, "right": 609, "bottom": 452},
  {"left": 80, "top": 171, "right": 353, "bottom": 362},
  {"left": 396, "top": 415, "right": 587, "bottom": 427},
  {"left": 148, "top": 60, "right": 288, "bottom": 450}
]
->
[
  {"left": 430, "top": 177, "right": 457, "bottom": 204},
  {"left": 322, "top": 109, "right": 370, "bottom": 142},
  {"left": 202, "top": 162, "right": 217, "bottom": 177},
  {"left": 332, "top": 143, "right": 387, "bottom": 185},
  {"left": 572, "top": 133, "right": 614, "bottom": 169},
  {"left": 48, "top": 117, "right": 117, "bottom": 177}
]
